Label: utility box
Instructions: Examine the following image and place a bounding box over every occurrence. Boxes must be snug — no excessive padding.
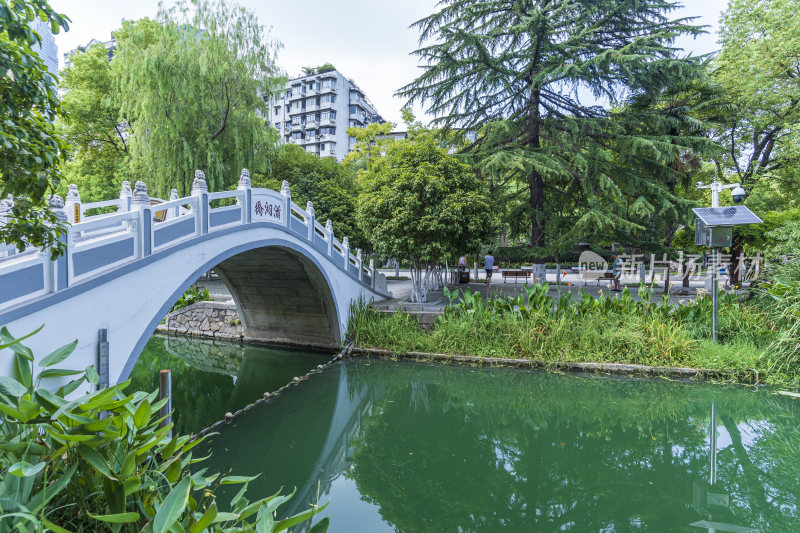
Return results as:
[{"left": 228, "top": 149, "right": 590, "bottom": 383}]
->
[
  {"left": 696, "top": 220, "right": 732, "bottom": 248},
  {"left": 693, "top": 206, "right": 762, "bottom": 248}
]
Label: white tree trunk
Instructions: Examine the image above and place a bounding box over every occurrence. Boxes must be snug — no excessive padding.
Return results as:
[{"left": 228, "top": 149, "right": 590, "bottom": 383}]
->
[{"left": 531, "top": 263, "right": 547, "bottom": 284}]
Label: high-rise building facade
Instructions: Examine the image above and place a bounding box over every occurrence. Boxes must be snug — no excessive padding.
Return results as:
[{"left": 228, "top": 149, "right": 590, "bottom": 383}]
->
[
  {"left": 31, "top": 18, "right": 58, "bottom": 75},
  {"left": 270, "top": 68, "right": 384, "bottom": 160}
]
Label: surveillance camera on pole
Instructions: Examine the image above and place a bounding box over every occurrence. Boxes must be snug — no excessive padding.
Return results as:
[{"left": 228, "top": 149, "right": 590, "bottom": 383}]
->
[{"left": 693, "top": 175, "right": 761, "bottom": 342}]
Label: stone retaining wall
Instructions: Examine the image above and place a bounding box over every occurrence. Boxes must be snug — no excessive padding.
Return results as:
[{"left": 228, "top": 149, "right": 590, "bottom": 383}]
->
[{"left": 156, "top": 301, "right": 243, "bottom": 340}]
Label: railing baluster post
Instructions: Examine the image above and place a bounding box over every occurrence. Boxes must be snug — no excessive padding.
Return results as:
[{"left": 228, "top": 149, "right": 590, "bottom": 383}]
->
[
  {"left": 119, "top": 181, "right": 132, "bottom": 212},
  {"left": 168, "top": 189, "right": 179, "bottom": 220},
  {"left": 357, "top": 248, "right": 363, "bottom": 282},
  {"left": 306, "top": 201, "right": 315, "bottom": 242},
  {"left": 280, "top": 181, "right": 291, "bottom": 228},
  {"left": 64, "top": 184, "right": 81, "bottom": 224},
  {"left": 132, "top": 181, "right": 151, "bottom": 257},
  {"left": 237, "top": 168, "right": 251, "bottom": 224},
  {"left": 369, "top": 259, "right": 375, "bottom": 288},
  {"left": 342, "top": 237, "right": 350, "bottom": 274},
  {"left": 325, "top": 220, "right": 334, "bottom": 256},
  {"left": 192, "top": 170, "right": 209, "bottom": 235},
  {"left": 48, "top": 195, "right": 69, "bottom": 291}
]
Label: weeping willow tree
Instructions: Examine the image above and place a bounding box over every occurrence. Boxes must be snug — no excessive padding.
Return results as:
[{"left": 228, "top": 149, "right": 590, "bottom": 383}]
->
[
  {"left": 114, "top": 0, "right": 283, "bottom": 197},
  {"left": 398, "top": 0, "right": 716, "bottom": 276}
]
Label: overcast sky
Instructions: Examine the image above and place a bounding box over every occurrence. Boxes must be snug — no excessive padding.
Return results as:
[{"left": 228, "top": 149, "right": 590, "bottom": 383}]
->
[{"left": 50, "top": 0, "right": 729, "bottom": 126}]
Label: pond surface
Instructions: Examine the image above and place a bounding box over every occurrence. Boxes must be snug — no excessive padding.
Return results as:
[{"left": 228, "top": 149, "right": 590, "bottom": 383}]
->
[
  {"left": 129, "top": 334, "right": 333, "bottom": 435},
  {"left": 133, "top": 336, "right": 800, "bottom": 532}
]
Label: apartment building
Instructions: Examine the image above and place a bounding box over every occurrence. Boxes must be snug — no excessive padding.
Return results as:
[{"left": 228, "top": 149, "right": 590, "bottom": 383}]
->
[
  {"left": 270, "top": 68, "right": 384, "bottom": 160},
  {"left": 31, "top": 18, "right": 58, "bottom": 75},
  {"left": 64, "top": 36, "right": 116, "bottom": 68}
]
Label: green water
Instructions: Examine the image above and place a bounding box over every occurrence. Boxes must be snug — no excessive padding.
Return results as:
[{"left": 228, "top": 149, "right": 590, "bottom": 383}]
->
[
  {"left": 134, "top": 337, "right": 800, "bottom": 532},
  {"left": 129, "top": 334, "right": 333, "bottom": 435}
]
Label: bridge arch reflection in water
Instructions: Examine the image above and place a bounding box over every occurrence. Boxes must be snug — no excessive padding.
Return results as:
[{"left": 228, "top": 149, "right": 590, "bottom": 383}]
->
[{"left": 185, "top": 351, "right": 800, "bottom": 532}]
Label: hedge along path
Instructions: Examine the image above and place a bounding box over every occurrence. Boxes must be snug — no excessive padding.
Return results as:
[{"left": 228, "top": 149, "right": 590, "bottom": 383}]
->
[
  {"left": 195, "top": 340, "right": 354, "bottom": 438},
  {"left": 349, "top": 346, "right": 760, "bottom": 384}
]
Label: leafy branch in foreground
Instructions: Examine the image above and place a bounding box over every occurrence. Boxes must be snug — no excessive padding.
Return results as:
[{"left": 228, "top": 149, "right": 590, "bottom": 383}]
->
[{"left": 0, "top": 325, "right": 328, "bottom": 532}]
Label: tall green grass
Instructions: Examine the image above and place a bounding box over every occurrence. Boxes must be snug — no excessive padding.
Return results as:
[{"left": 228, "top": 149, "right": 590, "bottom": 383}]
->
[{"left": 348, "top": 282, "right": 794, "bottom": 385}]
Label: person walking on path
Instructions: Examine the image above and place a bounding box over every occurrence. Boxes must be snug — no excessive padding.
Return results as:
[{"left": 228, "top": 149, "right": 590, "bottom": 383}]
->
[
  {"left": 611, "top": 253, "right": 623, "bottom": 291},
  {"left": 458, "top": 255, "right": 468, "bottom": 270},
  {"left": 484, "top": 251, "right": 495, "bottom": 285}
]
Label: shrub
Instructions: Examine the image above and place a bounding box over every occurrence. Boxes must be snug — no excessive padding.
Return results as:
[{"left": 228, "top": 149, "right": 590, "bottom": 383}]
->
[{"left": 0, "top": 326, "right": 327, "bottom": 532}]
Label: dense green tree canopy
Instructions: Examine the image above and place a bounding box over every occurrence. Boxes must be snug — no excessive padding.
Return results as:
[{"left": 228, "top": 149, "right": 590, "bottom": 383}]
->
[
  {"left": 58, "top": 43, "right": 130, "bottom": 202},
  {"left": 398, "top": 0, "right": 712, "bottom": 262},
  {"left": 357, "top": 135, "right": 498, "bottom": 301},
  {"left": 114, "top": 0, "right": 283, "bottom": 198},
  {"left": 714, "top": 0, "right": 800, "bottom": 189},
  {"left": 0, "top": 0, "right": 69, "bottom": 255},
  {"left": 254, "top": 144, "right": 365, "bottom": 250}
]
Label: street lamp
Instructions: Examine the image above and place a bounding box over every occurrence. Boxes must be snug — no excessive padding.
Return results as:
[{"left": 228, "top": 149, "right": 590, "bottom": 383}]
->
[{"left": 693, "top": 178, "right": 762, "bottom": 342}]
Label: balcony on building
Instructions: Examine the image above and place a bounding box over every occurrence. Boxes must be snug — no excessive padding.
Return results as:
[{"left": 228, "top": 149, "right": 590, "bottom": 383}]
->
[
  {"left": 291, "top": 121, "right": 304, "bottom": 132},
  {"left": 306, "top": 100, "right": 319, "bottom": 112},
  {"left": 318, "top": 79, "right": 337, "bottom": 94},
  {"left": 305, "top": 117, "right": 319, "bottom": 129},
  {"left": 289, "top": 85, "right": 306, "bottom": 101},
  {"left": 319, "top": 115, "right": 336, "bottom": 127}
]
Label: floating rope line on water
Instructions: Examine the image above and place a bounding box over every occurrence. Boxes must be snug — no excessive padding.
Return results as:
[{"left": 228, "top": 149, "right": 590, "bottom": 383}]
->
[{"left": 195, "top": 339, "right": 354, "bottom": 437}]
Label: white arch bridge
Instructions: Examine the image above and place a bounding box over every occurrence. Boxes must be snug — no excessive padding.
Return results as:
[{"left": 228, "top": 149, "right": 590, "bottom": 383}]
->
[{"left": 0, "top": 171, "right": 389, "bottom": 386}]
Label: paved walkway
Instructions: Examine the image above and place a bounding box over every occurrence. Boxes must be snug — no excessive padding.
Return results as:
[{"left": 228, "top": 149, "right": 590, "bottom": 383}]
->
[
  {"left": 375, "top": 269, "right": 706, "bottom": 312},
  {"left": 195, "top": 268, "right": 722, "bottom": 313}
]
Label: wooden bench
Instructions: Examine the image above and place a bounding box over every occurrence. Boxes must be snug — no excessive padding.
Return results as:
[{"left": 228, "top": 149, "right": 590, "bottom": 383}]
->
[
  {"left": 582, "top": 270, "right": 614, "bottom": 285},
  {"left": 501, "top": 270, "right": 531, "bottom": 283}
]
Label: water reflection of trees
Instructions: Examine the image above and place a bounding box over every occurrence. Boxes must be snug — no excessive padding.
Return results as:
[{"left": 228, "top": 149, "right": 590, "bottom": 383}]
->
[
  {"left": 128, "top": 335, "right": 332, "bottom": 434},
  {"left": 345, "top": 360, "right": 800, "bottom": 532}
]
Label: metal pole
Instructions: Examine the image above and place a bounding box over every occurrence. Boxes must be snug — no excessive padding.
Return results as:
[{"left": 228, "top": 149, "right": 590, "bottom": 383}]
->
[
  {"left": 159, "top": 369, "right": 172, "bottom": 438},
  {"left": 709, "top": 400, "right": 717, "bottom": 486},
  {"left": 712, "top": 248, "right": 718, "bottom": 343}
]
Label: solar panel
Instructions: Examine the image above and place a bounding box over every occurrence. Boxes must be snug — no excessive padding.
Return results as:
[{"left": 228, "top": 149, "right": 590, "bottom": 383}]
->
[{"left": 692, "top": 206, "right": 763, "bottom": 227}]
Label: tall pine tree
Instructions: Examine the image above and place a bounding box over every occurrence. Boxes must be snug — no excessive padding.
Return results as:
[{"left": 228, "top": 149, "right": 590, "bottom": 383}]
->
[{"left": 398, "top": 0, "right": 713, "bottom": 274}]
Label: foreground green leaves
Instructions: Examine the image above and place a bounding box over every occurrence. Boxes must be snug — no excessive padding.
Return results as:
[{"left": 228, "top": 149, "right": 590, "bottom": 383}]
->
[{"left": 0, "top": 326, "right": 328, "bottom": 532}]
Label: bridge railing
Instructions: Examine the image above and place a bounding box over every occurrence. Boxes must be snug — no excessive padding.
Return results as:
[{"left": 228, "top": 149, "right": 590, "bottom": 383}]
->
[
  {"left": 151, "top": 196, "right": 201, "bottom": 253},
  {"left": 0, "top": 169, "right": 386, "bottom": 311},
  {"left": 69, "top": 210, "right": 141, "bottom": 285}
]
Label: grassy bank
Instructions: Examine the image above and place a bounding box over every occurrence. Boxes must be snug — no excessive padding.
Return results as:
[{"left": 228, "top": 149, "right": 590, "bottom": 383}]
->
[{"left": 349, "top": 281, "right": 799, "bottom": 386}]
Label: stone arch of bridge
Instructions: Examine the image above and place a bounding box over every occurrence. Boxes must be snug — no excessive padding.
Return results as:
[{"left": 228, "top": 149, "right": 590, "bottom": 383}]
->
[{"left": 118, "top": 238, "right": 343, "bottom": 382}]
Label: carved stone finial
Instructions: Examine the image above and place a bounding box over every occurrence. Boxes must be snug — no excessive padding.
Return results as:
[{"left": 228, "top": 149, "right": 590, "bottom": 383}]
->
[
  {"left": 48, "top": 194, "right": 64, "bottom": 209},
  {"left": 369, "top": 259, "right": 375, "bottom": 270},
  {"left": 192, "top": 170, "right": 208, "bottom": 194},
  {"left": 342, "top": 236, "right": 349, "bottom": 249},
  {"left": 356, "top": 248, "right": 363, "bottom": 260},
  {"left": 132, "top": 180, "right": 149, "bottom": 205},
  {"left": 325, "top": 219, "right": 333, "bottom": 232},
  {"left": 238, "top": 168, "right": 251, "bottom": 189},
  {"left": 305, "top": 201, "right": 315, "bottom": 216},
  {"left": 66, "top": 184, "right": 80, "bottom": 203},
  {"left": 169, "top": 188, "right": 179, "bottom": 201},
  {"left": 120, "top": 180, "right": 132, "bottom": 197},
  {"left": 280, "top": 180, "right": 291, "bottom": 197}
]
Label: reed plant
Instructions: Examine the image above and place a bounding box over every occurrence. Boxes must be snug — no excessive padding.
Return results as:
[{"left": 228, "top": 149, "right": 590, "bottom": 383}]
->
[{"left": 348, "top": 282, "right": 791, "bottom": 385}]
